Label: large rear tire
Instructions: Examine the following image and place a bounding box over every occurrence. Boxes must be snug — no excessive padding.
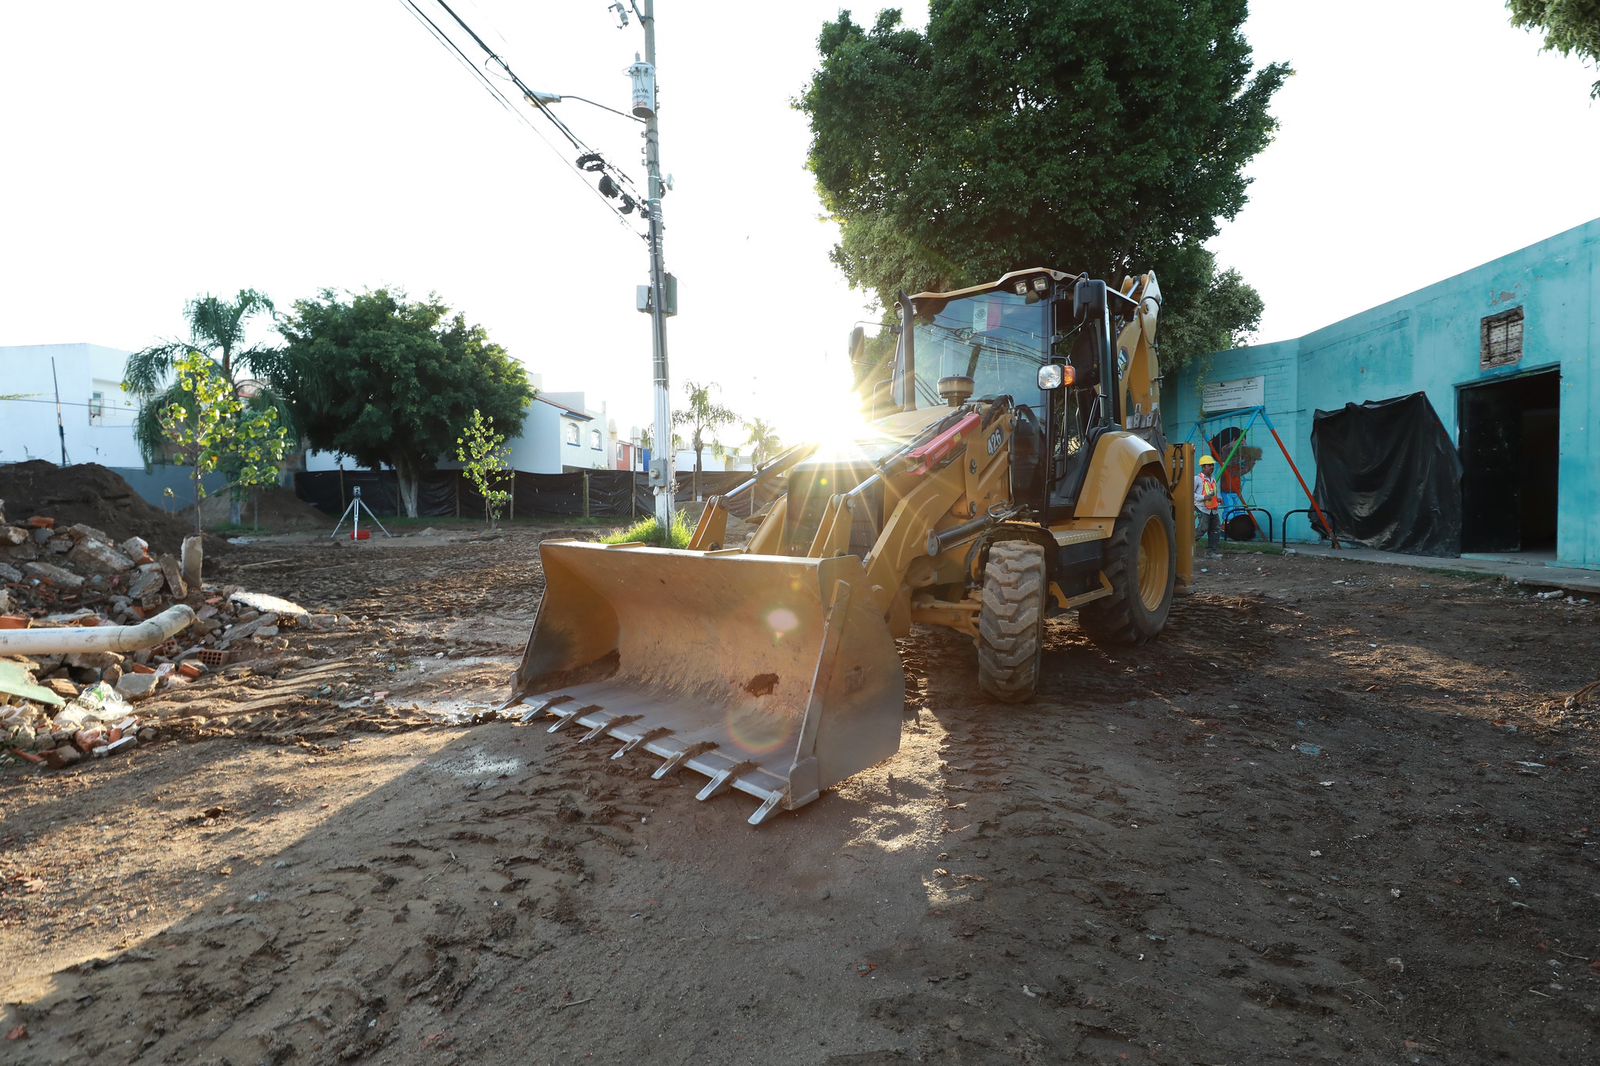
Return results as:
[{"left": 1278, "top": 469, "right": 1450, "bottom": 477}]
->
[
  {"left": 1079, "top": 475, "right": 1175, "bottom": 646},
  {"left": 978, "top": 541, "right": 1047, "bottom": 703}
]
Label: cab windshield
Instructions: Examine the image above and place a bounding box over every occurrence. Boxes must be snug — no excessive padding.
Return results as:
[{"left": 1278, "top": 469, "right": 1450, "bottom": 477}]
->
[{"left": 909, "top": 290, "right": 1048, "bottom": 410}]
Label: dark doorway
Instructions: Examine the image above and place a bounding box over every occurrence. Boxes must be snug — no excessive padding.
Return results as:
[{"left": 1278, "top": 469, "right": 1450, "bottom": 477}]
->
[{"left": 1458, "top": 369, "right": 1560, "bottom": 553}]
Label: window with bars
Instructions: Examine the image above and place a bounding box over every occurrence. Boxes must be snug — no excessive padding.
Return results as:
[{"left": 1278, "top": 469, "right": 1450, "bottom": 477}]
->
[{"left": 1480, "top": 308, "right": 1523, "bottom": 370}]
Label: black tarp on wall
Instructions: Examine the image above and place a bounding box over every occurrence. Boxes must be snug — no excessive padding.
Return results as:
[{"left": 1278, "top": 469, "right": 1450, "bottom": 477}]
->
[{"left": 1310, "top": 392, "right": 1462, "bottom": 556}]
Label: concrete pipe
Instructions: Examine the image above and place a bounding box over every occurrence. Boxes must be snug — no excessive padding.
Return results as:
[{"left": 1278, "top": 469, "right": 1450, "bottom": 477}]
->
[{"left": 0, "top": 605, "right": 196, "bottom": 656}]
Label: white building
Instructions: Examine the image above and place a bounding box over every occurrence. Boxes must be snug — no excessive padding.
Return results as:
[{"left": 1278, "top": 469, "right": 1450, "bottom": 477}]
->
[
  {"left": 673, "top": 446, "right": 753, "bottom": 474},
  {"left": 509, "top": 390, "right": 615, "bottom": 473},
  {"left": 0, "top": 343, "right": 143, "bottom": 468}
]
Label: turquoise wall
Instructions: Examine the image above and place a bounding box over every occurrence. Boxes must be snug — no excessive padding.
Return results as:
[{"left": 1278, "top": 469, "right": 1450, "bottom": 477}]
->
[{"left": 1165, "top": 218, "right": 1600, "bottom": 568}]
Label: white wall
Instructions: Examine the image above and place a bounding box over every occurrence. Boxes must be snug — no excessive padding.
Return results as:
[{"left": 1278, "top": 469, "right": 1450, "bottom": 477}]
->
[
  {"left": 509, "top": 393, "right": 612, "bottom": 473},
  {"left": 506, "top": 400, "right": 562, "bottom": 474},
  {"left": 674, "top": 447, "right": 753, "bottom": 473},
  {"left": 0, "top": 344, "right": 143, "bottom": 468}
]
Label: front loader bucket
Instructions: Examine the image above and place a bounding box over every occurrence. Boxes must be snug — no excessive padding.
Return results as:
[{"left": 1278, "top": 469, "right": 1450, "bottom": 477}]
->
[{"left": 510, "top": 540, "right": 906, "bottom": 825}]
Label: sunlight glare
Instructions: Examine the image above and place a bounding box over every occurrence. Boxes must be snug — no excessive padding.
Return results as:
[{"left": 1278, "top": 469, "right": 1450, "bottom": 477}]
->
[{"left": 807, "top": 389, "right": 875, "bottom": 461}]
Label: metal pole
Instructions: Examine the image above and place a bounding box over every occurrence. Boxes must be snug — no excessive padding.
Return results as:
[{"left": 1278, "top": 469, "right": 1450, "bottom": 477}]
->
[
  {"left": 50, "top": 357, "right": 68, "bottom": 466},
  {"left": 642, "top": 0, "right": 674, "bottom": 529}
]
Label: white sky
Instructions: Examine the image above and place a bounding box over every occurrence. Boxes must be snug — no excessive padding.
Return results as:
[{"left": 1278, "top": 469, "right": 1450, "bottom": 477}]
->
[{"left": 2, "top": 1, "right": 1596, "bottom": 444}]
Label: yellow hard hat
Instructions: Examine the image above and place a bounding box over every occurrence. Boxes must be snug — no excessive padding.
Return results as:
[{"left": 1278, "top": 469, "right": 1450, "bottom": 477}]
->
[{"left": 1198, "top": 454, "right": 1216, "bottom": 466}]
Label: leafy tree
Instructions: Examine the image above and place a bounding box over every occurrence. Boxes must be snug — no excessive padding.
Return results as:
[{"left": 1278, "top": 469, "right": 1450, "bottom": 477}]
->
[
  {"left": 274, "top": 290, "right": 533, "bottom": 517},
  {"left": 672, "top": 380, "right": 737, "bottom": 501},
  {"left": 1509, "top": 0, "right": 1600, "bottom": 98},
  {"left": 799, "top": 1, "right": 1290, "bottom": 367},
  {"left": 744, "top": 417, "right": 783, "bottom": 467},
  {"left": 456, "top": 409, "right": 512, "bottom": 526},
  {"left": 124, "top": 289, "right": 289, "bottom": 523},
  {"left": 159, "top": 351, "right": 291, "bottom": 535}
]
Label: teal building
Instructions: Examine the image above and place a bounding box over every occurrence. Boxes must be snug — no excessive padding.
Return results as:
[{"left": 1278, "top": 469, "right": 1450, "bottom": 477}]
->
[{"left": 1164, "top": 218, "right": 1599, "bottom": 569}]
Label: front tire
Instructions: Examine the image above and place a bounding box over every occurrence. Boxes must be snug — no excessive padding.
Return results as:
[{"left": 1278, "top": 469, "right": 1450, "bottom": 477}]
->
[
  {"left": 978, "top": 541, "right": 1047, "bottom": 702},
  {"left": 1079, "top": 475, "right": 1175, "bottom": 646}
]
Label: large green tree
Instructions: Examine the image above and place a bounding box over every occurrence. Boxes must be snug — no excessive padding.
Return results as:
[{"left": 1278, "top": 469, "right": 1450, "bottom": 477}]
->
[
  {"left": 123, "top": 289, "right": 290, "bottom": 524},
  {"left": 1509, "top": 1, "right": 1600, "bottom": 97},
  {"left": 273, "top": 290, "right": 533, "bottom": 517},
  {"left": 800, "top": 1, "right": 1289, "bottom": 367}
]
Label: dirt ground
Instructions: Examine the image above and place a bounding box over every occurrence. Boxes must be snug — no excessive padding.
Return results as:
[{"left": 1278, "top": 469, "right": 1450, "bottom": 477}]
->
[{"left": 2, "top": 528, "right": 1597, "bottom": 1064}]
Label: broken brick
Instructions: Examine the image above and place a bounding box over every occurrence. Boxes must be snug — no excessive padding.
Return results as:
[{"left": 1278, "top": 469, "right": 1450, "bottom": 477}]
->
[
  {"left": 45, "top": 745, "right": 82, "bottom": 769},
  {"left": 25, "top": 516, "right": 55, "bottom": 530}
]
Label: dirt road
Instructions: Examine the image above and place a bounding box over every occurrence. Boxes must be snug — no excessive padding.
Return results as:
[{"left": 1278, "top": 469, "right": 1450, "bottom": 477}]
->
[{"left": 3, "top": 529, "right": 1596, "bottom": 1064}]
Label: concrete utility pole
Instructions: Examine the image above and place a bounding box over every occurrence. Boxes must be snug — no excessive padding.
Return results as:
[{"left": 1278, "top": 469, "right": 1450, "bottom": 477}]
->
[{"left": 634, "top": 0, "right": 675, "bottom": 528}]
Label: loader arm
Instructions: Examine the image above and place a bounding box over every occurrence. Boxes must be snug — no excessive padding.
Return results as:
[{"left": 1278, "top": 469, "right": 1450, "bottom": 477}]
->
[{"left": 510, "top": 265, "right": 1183, "bottom": 827}]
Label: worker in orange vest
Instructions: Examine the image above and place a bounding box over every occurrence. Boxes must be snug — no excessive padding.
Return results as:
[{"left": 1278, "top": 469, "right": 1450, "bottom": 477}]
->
[{"left": 1194, "top": 454, "right": 1222, "bottom": 556}]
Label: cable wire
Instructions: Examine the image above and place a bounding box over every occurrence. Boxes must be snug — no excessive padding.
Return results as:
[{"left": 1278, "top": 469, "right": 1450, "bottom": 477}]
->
[
  {"left": 424, "top": 0, "right": 646, "bottom": 203},
  {"left": 395, "top": 0, "right": 645, "bottom": 236}
]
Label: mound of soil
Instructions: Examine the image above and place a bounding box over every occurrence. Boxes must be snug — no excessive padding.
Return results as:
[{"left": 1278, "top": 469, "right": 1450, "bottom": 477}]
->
[
  {"left": 0, "top": 460, "right": 204, "bottom": 554},
  {"left": 200, "top": 486, "right": 332, "bottom": 531}
]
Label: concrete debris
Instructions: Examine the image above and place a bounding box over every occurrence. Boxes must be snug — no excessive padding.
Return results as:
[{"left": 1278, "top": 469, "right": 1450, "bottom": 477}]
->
[
  {"left": 0, "top": 507, "right": 331, "bottom": 774},
  {"left": 128, "top": 564, "right": 164, "bottom": 602},
  {"left": 4, "top": 682, "right": 141, "bottom": 770},
  {"left": 68, "top": 538, "right": 136, "bottom": 575},
  {"left": 22, "top": 560, "right": 85, "bottom": 591},
  {"left": 228, "top": 589, "right": 309, "bottom": 618},
  {"left": 158, "top": 554, "right": 187, "bottom": 599}
]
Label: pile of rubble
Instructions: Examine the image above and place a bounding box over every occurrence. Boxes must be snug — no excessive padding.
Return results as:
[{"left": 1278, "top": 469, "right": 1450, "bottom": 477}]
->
[
  {"left": 1, "top": 496, "right": 335, "bottom": 771},
  {"left": 0, "top": 675, "right": 150, "bottom": 769}
]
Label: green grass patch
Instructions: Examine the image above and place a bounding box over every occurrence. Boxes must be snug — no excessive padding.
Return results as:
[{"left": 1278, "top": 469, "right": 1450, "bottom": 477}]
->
[
  {"left": 1219, "top": 541, "right": 1284, "bottom": 556},
  {"left": 599, "top": 512, "right": 692, "bottom": 548}
]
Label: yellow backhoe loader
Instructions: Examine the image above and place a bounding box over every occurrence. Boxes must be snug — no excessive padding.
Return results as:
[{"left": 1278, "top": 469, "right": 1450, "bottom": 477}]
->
[{"left": 507, "top": 269, "right": 1194, "bottom": 824}]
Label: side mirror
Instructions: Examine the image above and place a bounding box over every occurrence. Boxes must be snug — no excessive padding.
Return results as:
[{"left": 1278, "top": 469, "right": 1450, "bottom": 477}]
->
[{"left": 1037, "top": 363, "right": 1076, "bottom": 391}]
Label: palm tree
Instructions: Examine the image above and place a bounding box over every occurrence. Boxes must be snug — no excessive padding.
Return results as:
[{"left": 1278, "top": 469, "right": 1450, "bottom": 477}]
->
[
  {"left": 123, "top": 289, "right": 287, "bottom": 524},
  {"left": 672, "top": 380, "right": 737, "bottom": 501},
  {"left": 744, "top": 417, "right": 782, "bottom": 468}
]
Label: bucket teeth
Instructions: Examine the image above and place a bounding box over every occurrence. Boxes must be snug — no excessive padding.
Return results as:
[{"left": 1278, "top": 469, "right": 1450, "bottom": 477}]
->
[
  {"left": 748, "top": 792, "right": 785, "bottom": 826},
  {"left": 652, "top": 742, "right": 717, "bottom": 780},
  {"left": 695, "top": 762, "right": 755, "bottom": 802},
  {"left": 580, "top": 714, "right": 639, "bottom": 743},
  {"left": 547, "top": 704, "right": 599, "bottom": 733},
  {"left": 519, "top": 694, "right": 571, "bottom": 725},
  {"left": 519, "top": 701, "right": 793, "bottom": 825},
  {"left": 612, "top": 728, "right": 671, "bottom": 760}
]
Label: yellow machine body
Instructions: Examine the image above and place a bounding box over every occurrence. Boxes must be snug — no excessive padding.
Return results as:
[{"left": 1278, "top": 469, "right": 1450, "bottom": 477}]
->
[{"left": 511, "top": 269, "right": 1185, "bottom": 824}]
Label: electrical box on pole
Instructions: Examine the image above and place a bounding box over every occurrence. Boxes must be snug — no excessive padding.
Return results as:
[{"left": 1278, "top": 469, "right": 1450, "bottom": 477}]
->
[
  {"left": 635, "top": 274, "right": 676, "bottom": 316},
  {"left": 628, "top": 57, "right": 656, "bottom": 119}
]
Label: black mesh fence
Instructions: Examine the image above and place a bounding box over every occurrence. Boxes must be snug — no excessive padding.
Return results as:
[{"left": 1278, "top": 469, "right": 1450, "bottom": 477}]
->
[{"left": 294, "top": 468, "right": 758, "bottom": 521}]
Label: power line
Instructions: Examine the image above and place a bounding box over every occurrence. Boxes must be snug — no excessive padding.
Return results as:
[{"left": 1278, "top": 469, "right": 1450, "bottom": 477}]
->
[
  {"left": 394, "top": 0, "right": 645, "bottom": 236},
  {"left": 421, "top": 0, "right": 647, "bottom": 209}
]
